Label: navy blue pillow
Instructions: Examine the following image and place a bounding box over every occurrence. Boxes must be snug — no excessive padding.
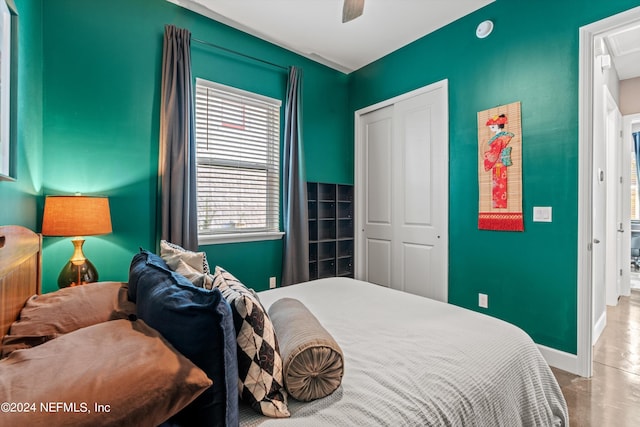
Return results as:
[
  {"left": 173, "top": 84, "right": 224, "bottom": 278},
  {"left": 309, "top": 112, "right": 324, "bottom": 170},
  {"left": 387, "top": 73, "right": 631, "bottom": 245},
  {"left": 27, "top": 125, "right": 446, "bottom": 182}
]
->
[{"left": 128, "top": 250, "right": 239, "bottom": 427}]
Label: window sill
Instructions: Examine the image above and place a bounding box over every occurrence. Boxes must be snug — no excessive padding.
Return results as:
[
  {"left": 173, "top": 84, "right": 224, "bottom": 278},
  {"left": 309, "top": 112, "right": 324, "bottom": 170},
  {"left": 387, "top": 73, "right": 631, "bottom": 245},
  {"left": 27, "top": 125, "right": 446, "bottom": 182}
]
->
[{"left": 199, "top": 231, "right": 284, "bottom": 245}]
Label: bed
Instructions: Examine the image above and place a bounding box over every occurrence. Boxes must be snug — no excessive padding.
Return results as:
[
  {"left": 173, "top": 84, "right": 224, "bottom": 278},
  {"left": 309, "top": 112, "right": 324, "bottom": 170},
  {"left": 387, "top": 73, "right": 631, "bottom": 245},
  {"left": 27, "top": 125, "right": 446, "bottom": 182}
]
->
[
  {"left": 239, "top": 278, "right": 568, "bottom": 426},
  {"left": 0, "top": 225, "right": 569, "bottom": 426},
  {"left": 0, "top": 225, "right": 42, "bottom": 339}
]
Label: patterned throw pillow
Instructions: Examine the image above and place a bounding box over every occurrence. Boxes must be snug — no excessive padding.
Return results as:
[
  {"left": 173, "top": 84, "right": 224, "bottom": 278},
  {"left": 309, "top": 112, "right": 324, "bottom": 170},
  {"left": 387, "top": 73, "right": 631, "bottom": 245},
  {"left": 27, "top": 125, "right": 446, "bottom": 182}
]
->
[
  {"left": 172, "top": 259, "right": 215, "bottom": 290},
  {"left": 213, "top": 266, "right": 290, "bottom": 418},
  {"left": 160, "top": 240, "right": 210, "bottom": 274}
]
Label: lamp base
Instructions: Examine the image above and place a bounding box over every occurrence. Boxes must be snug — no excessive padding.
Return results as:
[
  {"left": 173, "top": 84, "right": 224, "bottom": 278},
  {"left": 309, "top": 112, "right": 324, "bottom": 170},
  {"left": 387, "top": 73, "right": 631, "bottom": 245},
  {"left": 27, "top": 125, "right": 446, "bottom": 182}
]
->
[
  {"left": 57, "top": 238, "right": 99, "bottom": 288},
  {"left": 57, "top": 259, "right": 99, "bottom": 288}
]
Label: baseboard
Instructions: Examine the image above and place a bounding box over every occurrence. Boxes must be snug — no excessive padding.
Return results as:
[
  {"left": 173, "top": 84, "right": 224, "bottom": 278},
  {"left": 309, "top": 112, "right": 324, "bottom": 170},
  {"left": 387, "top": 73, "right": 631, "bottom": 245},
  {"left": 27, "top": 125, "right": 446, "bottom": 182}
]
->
[
  {"left": 592, "top": 310, "right": 607, "bottom": 345},
  {"left": 537, "top": 344, "right": 580, "bottom": 375}
]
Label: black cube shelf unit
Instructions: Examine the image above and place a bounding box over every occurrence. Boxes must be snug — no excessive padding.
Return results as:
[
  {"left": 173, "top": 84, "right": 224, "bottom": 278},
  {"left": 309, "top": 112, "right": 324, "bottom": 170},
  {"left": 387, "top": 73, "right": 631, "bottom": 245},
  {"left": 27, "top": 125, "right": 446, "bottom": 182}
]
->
[{"left": 308, "top": 182, "right": 354, "bottom": 280}]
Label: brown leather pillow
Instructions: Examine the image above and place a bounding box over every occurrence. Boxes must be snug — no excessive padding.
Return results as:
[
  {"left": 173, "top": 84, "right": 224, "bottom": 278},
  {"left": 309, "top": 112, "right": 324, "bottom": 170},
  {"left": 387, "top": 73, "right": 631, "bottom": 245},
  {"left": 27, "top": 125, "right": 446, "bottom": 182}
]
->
[
  {"left": 268, "top": 298, "right": 344, "bottom": 402},
  {"left": 2, "top": 281, "right": 136, "bottom": 357},
  {"left": 0, "top": 319, "right": 212, "bottom": 426}
]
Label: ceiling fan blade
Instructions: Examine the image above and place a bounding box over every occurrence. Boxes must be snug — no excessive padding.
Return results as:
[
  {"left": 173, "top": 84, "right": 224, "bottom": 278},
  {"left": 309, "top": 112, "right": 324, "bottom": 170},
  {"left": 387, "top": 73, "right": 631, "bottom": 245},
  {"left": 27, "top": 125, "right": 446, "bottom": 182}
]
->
[{"left": 342, "top": 0, "right": 364, "bottom": 23}]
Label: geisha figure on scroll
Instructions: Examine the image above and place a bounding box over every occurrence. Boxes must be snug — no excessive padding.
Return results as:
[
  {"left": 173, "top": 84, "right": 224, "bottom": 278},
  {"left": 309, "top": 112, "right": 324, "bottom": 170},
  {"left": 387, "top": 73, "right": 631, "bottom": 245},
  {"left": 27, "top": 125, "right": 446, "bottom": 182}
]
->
[{"left": 483, "top": 114, "right": 514, "bottom": 209}]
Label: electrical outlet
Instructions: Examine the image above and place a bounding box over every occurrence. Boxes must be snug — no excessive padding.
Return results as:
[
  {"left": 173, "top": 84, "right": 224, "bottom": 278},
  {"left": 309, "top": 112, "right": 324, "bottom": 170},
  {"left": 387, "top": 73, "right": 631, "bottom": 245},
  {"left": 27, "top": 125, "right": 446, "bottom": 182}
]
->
[
  {"left": 269, "top": 276, "right": 276, "bottom": 289},
  {"left": 478, "top": 293, "right": 488, "bottom": 308}
]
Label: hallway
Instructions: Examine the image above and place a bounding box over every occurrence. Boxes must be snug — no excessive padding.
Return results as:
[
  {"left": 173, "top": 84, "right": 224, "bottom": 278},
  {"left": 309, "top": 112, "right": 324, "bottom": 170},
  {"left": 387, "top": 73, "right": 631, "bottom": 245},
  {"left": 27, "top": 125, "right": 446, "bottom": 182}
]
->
[{"left": 552, "top": 291, "right": 640, "bottom": 426}]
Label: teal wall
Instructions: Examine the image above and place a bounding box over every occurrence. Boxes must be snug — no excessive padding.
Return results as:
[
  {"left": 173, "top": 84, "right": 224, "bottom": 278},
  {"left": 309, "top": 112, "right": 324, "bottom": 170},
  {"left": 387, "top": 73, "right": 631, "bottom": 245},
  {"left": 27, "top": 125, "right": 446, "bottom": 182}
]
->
[
  {"left": 350, "top": 0, "right": 640, "bottom": 354},
  {"left": 6, "top": 0, "right": 639, "bottom": 355},
  {"left": 39, "top": 0, "right": 350, "bottom": 293},
  {"left": 0, "top": 0, "right": 42, "bottom": 228}
]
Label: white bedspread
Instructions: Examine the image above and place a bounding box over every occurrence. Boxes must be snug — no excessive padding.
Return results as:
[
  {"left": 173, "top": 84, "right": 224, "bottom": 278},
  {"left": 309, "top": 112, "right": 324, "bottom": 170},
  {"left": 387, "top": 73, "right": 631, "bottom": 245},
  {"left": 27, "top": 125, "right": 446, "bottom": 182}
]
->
[{"left": 239, "top": 278, "right": 568, "bottom": 426}]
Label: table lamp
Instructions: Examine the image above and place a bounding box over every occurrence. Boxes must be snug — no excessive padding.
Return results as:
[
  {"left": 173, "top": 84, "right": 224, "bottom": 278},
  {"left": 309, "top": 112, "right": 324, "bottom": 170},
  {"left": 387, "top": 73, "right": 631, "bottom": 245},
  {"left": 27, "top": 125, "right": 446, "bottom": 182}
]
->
[{"left": 42, "top": 195, "right": 112, "bottom": 288}]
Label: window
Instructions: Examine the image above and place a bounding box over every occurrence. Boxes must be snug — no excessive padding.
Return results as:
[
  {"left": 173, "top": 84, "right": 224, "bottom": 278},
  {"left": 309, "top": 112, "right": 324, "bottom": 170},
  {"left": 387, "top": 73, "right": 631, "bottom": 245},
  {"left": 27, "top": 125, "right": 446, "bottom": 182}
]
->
[{"left": 195, "top": 78, "right": 282, "bottom": 244}]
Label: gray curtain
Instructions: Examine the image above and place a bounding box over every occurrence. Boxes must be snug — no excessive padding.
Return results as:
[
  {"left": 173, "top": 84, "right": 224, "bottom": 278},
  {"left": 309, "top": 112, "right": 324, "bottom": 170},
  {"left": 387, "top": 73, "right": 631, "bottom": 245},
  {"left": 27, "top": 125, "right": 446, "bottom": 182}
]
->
[
  {"left": 282, "top": 66, "right": 309, "bottom": 286},
  {"left": 158, "top": 25, "right": 198, "bottom": 250}
]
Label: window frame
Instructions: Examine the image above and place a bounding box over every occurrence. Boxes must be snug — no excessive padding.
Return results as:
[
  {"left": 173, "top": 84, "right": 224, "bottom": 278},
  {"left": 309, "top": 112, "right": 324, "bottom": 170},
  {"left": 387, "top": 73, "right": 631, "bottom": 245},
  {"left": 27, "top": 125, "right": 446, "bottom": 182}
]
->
[{"left": 194, "top": 78, "right": 284, "bottom": 245}]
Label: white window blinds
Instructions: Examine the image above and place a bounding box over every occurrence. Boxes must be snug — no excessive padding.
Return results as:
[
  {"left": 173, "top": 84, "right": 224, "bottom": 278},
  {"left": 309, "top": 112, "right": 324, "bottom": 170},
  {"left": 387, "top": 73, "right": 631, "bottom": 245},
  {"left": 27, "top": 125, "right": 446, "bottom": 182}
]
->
[{"left": 195, "top": 78, "right": 281, "bottom": 238}]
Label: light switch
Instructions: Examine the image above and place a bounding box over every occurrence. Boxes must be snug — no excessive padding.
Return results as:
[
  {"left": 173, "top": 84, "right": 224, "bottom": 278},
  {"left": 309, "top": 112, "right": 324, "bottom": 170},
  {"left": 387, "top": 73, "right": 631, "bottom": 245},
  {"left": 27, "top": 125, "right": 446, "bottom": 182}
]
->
[{"left": 533, "top": 206, "right": 552, "bottom": 222}]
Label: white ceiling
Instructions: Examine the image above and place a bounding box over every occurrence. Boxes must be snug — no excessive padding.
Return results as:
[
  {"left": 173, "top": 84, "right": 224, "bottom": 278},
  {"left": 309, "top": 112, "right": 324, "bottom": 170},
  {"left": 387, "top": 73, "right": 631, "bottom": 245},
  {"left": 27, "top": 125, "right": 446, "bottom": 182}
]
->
[
  {"left": 604, "top": 22, "right": 640, "bottom": 80},
  {"left": 167, "top": 0, "right": 495, "bottom": 73}
]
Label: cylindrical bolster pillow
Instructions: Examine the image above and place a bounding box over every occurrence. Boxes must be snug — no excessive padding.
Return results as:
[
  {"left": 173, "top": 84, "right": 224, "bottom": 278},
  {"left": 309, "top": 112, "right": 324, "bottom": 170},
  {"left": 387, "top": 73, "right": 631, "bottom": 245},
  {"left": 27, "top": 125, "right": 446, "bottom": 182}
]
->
[{"left": 268, "top": 298, "right": 344, "bottom": 402}]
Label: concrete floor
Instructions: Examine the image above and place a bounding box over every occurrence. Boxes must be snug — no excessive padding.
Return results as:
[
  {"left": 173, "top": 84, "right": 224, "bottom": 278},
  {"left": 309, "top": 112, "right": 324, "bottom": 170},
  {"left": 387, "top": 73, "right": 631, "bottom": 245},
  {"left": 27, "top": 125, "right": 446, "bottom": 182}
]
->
[{"left": 552, "top": 290, "right": 640, "bottom": 427}]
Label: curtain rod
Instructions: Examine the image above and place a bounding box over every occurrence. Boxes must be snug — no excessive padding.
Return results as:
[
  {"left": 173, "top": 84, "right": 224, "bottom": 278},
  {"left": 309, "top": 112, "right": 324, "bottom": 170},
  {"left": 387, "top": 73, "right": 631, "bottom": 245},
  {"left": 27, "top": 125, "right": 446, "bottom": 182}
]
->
[{"left": 192, "top": 37, "right": 289, "bottom": 72}]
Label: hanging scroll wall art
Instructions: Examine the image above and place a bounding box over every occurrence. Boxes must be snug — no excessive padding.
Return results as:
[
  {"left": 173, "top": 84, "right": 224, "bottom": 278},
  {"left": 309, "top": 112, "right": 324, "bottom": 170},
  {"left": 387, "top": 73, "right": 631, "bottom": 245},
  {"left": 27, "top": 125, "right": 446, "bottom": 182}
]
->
[{"left": 477, "top": 101, "right": 524, "bottom": 231}]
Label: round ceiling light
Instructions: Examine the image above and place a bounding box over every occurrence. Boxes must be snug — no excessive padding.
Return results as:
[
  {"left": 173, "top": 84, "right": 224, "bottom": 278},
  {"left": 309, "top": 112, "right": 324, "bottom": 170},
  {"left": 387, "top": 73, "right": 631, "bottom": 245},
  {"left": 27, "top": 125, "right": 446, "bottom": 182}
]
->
[{"left": 476, "top": 20, "right": 494, "bottom": 39}]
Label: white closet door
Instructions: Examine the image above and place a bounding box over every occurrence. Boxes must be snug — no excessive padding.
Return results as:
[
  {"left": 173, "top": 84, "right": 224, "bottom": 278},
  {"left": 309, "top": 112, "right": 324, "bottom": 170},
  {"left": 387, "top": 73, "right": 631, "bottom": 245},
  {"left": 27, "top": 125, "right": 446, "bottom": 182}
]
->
[
  {"left": 360, "top": 104, "right": 394, "bottom": 287},
  {"left": 356, "top": 81, "right": 448, "bottom": 302}
]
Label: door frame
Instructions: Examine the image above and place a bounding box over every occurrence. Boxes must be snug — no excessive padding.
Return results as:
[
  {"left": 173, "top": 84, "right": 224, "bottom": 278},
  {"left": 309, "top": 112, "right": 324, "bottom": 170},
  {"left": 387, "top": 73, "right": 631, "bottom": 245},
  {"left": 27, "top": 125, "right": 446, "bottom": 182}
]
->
[
  {"left": 578, "top": 5, "right": 640, "bottom": 378},
  {"left": 605, "top": 85, "right": 629, "bottom": 306},
  {"left": 353, "top": 79, "right": 449, "bottom": 296},
  {"left": 603, "top": 87, "right": 623, "bottom": 307},
  {"left": 623, "top": 112, "right": 640, "bottom": 297}
]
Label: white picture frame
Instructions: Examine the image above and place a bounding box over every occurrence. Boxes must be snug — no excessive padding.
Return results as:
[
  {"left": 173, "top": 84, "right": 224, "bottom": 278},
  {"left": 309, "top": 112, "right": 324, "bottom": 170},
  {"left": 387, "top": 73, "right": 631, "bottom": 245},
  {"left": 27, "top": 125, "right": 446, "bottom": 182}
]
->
[{"left": 0, "top": 0, "right": 12, "bottom": 180}]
